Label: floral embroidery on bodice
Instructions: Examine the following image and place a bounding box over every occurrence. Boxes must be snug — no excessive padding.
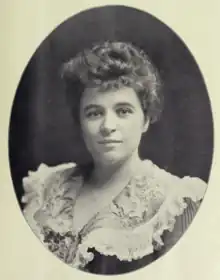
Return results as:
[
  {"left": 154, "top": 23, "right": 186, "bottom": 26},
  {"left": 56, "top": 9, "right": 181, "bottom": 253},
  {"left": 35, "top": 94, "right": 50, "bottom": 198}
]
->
[{"left": 22, "top": 160, "right": 207, "bottom": 268}]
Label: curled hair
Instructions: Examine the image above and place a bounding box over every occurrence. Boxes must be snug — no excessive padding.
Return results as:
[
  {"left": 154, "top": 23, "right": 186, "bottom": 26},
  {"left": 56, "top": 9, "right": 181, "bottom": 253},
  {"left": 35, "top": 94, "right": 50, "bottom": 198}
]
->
[{"left": 61, "top": 41, "right": 163, "bottom": 124}]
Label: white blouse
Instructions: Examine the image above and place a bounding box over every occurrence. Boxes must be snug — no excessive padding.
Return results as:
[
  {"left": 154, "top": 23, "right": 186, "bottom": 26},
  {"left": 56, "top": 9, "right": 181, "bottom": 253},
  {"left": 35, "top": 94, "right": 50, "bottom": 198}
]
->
[{"left": 21, "top": 159, "right": 207, "bottom": 269}]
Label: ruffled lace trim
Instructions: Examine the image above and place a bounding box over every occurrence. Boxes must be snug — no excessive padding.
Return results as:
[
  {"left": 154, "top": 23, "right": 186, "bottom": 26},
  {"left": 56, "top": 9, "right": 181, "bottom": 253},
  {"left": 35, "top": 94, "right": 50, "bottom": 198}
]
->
[
  {"left": 74, "top": 172, "right": 207, "bottom": 265},
  {"left": 21, "top": 160, "right": 207, "bottom": 267},
  {"left": 22, "top": 163, "right": 78, "bottom": 236}
]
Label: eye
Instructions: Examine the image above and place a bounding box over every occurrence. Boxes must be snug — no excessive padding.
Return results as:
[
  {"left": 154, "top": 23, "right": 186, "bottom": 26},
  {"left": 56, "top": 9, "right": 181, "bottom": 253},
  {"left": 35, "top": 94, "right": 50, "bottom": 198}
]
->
[
  {"left": 116, "top": 107, "right": 133, "bottom": 117},
  {"left": 85, "top": 110, "right": 104, "bottom": 119}
]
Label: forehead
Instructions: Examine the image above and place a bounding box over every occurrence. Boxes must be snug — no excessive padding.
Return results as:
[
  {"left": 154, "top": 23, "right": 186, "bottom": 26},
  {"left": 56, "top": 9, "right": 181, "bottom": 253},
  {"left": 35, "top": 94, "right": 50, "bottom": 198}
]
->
[{"left": 80, "top": 86, "right": 140, "bottom": 108}]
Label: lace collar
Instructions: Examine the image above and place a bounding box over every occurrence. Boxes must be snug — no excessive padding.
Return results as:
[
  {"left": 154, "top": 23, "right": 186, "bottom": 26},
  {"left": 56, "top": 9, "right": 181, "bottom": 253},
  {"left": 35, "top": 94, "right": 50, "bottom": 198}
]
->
[{"left": 22, "top": 160, "right": 207, "bottom": 267}]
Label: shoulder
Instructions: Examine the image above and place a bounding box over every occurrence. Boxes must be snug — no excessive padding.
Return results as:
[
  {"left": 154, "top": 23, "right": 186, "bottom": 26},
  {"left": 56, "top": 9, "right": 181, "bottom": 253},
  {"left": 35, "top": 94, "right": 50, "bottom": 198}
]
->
[
  {"left": 141, "top": 160, "right": 207, "bottom": 253},
  {"left": 21, "top": 162, "right": 82, "bottom": 237},
  {"left": 156, "top": 198, "right": 201, "bottom": 257},
  {"left": 22, "top": 162, "right": 78, "bottom": 188},
  {"left": 22, "top": 162, "right": 79, "bottom": 202},
  {"left": 128, "top": 160, "right": 207, "bottom": 252},
  {"left": 142, "top": 159, "right": 207, "bottom": 203},
  {"left": 113, "top": 160, "right": 207, "bottom": 232}
]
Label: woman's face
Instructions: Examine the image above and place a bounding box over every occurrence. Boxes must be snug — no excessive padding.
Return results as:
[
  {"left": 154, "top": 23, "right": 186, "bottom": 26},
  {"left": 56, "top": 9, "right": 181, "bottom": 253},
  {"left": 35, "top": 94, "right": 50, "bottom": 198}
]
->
[{"left": 79, "top": 86, "right": 149, "bottom": 166}]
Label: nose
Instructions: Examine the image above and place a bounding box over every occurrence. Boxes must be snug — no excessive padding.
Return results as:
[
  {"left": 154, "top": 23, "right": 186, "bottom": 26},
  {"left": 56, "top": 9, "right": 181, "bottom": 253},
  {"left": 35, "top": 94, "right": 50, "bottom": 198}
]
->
[{"left": 100, "top": 112, "right": 117, "bottom": 135}]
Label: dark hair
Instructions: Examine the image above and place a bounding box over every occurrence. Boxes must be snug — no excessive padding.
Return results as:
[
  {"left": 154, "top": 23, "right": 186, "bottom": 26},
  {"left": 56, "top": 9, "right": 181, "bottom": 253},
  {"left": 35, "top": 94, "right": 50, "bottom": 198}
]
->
[{"left": 61, "top": 41, "right": 163, "bottom": 124}]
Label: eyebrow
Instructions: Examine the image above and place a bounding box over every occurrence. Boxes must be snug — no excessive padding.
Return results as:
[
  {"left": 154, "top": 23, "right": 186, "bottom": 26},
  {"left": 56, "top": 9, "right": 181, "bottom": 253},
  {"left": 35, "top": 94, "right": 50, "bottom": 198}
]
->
[
  {"left": 114, "top": 102, "right": 136, "bottom": 109},
  {"left": 83, "top": 102, "right": 136, "bottom": 112},
  {"left": 83, "top": 104, "right": 103, "bottom": 112}
]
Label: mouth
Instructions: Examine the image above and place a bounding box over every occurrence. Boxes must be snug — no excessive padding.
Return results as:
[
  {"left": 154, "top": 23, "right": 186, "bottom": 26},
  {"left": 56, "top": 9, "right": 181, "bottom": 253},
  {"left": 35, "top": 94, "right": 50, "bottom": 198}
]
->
[{"left": 98, "top": 140, "right": 122, "bottom": 144}]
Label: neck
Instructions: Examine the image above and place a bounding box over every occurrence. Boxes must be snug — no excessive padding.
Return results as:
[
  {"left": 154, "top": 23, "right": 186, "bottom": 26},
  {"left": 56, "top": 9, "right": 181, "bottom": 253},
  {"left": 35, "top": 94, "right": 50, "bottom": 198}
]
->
[{"left": 91, "top": 150, "right": 143, "bottom": 186}]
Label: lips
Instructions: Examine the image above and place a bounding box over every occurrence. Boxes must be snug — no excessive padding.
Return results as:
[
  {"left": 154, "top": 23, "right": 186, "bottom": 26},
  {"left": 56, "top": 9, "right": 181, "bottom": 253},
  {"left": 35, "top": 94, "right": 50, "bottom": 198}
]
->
[{"left": 98, "top": 139, "right": 122, "bottom": 144}]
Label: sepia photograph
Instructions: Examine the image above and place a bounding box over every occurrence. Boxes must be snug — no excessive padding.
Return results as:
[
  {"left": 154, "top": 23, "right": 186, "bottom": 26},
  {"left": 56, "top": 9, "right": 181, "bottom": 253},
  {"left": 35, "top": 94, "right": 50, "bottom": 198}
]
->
[{"left": 9, "top": 5, "right": 213, "bottom": 275}]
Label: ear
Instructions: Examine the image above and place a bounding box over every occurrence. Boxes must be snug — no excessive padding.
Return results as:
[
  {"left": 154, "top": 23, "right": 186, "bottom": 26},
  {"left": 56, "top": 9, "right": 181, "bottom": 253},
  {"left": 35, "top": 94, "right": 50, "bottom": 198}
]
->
[{"left": 142, "top": 117, "right": 150, "bottom": 133}]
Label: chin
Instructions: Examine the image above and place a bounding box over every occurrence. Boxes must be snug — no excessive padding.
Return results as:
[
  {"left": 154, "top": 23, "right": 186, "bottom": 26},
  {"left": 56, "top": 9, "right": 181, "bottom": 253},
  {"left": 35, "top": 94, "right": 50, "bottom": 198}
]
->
[
  {"left": 100, "top": 157, "right": 122, "bottom": 166},
  {"left": 96, "top": 153, "right": 129, "bottom": 166}
]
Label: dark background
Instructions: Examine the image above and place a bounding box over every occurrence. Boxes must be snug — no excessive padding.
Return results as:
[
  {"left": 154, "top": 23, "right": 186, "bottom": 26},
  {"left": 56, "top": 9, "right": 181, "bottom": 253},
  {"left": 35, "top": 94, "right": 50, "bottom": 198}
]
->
[{"left": 8, "top": 5, "right": 213, "bottom": 209}]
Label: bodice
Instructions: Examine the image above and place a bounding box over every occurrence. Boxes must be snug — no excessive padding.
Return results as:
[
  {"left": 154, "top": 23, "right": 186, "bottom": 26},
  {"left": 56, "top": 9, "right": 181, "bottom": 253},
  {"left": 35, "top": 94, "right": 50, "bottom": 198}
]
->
[{"left": 21, "top": 160, "right": 207, "bottom": 272}]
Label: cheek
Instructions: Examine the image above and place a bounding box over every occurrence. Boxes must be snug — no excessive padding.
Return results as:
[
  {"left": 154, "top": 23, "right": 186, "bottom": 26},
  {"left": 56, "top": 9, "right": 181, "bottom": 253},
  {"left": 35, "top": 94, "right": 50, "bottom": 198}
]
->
[
  {"left": 121, "top": 116, "right": 145, "bottom": 144},
  {"left": 123, "top": 114, "right": 145, "bottom": 133},
  {"left": 81, "top": 120, "right": 100, "bottom": 141}
]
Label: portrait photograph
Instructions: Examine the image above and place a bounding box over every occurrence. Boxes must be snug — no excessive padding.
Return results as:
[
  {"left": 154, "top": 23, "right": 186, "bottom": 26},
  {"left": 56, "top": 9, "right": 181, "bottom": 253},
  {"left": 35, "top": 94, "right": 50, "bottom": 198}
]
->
[{"left": 8, "top": 5, "right": 213, "bottom": 275}]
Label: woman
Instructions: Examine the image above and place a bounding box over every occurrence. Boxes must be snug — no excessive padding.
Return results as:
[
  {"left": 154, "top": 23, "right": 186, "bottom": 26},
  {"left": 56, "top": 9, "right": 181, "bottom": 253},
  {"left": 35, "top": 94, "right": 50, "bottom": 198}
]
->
[{"left": 21, "top": 41, "right": 207, "bottom": 274}]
